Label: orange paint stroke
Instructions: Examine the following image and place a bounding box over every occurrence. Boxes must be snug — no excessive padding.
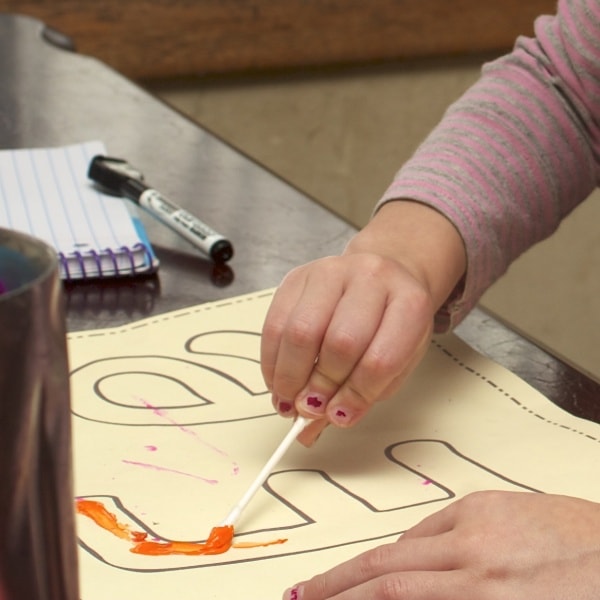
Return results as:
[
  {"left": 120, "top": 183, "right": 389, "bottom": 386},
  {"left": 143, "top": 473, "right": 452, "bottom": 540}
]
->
[
  {"left": 76, "top": 498, "right": 134, "bottom": 541},
  {"left": 75, "top": 499, "right": 287, "bottom": 556},
  {"left": 233, "top": 539, "right": 287, "bottom": 549},
  {"left": 131, "top": 525, "right": 233, "bottom": 556}
]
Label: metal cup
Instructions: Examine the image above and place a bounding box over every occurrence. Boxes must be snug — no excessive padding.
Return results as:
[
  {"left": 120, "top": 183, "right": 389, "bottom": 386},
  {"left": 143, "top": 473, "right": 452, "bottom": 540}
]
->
[{"left": 0, "top": 228, "right": 79, "bottom": 600}]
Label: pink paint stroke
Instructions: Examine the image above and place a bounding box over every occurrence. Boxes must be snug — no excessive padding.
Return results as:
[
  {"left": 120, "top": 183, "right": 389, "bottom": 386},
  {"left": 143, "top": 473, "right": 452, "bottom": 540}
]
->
[
  {"left": 135, "top": 396, "right": 240, "bottom": 476},
  {"left": 122, "top": 459, "right": 218, "bottom": 485}
]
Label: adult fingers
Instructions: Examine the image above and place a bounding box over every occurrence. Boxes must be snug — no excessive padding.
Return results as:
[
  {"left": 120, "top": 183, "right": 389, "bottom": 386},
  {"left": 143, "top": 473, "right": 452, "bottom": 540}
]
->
[
  {"left": 285, "top": 534, "right": 467, "bottom": 600},
  {"left": 400, "top": 499, "right": 459, "bottom": 540},
  {"left": 291, "top": 570, "right": 471, "bottom": 600}
]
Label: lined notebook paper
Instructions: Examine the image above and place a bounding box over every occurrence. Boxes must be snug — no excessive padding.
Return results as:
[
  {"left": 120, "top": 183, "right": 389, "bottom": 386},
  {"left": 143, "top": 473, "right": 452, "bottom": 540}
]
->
[{"left": 0, "top": 141, "right": 159, "bottom": 280}]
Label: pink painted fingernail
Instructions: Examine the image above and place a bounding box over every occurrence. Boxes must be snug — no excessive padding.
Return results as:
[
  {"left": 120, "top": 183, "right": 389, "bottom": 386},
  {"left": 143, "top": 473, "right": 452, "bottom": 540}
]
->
[
  {"left": 303, "top": 393, "right": 326, "bottom": 415},
  {"left": 273, "top": 395, "right": 295, "bottom": 416},
  {"left": 331, "top": 406, "right": 353, "bottom": 426},
  {"left": 277, "top": 400, "right": 293, "bottom": 415},
  {"left": 283, "top": 585, "right": 302, "bottom": 600}
]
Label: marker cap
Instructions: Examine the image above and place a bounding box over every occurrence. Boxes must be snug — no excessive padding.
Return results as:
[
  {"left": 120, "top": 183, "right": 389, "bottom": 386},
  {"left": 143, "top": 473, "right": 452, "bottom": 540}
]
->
[{"left": 211, "top": 239, "right": 234, "bottom": 263}]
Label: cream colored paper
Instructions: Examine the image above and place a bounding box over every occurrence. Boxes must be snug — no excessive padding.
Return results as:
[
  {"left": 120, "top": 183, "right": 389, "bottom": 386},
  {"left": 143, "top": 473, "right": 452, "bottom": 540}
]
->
[{"left": 68, "top": 288, "right": 600, "bottom": 599}]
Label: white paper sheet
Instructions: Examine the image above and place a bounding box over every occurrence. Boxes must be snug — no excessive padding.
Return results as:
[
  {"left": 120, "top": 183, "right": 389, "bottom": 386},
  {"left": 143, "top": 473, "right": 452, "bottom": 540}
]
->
[{"left": 0, "top": 141, "right": 157, "bottom": 278}]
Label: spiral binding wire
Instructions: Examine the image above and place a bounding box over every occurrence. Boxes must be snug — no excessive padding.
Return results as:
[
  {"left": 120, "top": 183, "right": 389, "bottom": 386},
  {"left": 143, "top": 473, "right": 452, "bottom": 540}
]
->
[{"left": 58, "top": 242, "right": 156, "bottom": 281}]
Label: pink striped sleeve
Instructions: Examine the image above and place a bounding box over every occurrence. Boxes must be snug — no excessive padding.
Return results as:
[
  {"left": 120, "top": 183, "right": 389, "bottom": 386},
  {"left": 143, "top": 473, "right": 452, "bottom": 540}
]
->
[{"left": 377, "top": 0, "right": 600, "bottom": 331}]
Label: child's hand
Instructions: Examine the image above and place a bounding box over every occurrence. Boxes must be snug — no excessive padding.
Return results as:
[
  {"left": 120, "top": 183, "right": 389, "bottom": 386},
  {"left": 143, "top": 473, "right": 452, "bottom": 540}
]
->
[
  {"left": 261, "top": 200, "right": 466, "bottom": 446},
  {"left": 260, "top": 250, "right": 434, "bottom": 445}
]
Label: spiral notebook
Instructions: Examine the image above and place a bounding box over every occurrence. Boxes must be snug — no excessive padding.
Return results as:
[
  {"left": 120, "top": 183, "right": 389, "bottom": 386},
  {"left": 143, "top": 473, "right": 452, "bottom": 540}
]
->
[{"left": 0, "top": 140, "right": 159, "bottom": 280}]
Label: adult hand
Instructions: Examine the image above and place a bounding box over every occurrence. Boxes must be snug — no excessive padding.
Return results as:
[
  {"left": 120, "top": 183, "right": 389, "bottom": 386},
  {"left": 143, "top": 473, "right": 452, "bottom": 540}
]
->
[
  {"left": 283, "top": 490, "right": 600, "bottom": 599},
  {"left": 260, "top": 200, "right": 466, "bottom": 446}
]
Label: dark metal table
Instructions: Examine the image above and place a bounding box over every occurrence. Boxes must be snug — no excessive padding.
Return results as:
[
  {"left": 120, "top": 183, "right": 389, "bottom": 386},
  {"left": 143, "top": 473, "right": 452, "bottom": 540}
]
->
[{"left": 1, "top": 13, "right": 598, "bottom": 422}]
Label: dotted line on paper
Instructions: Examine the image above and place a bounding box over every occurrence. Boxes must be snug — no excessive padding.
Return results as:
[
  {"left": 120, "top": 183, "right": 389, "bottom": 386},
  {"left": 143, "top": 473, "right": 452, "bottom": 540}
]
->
[
  {"left": 433, "top": 340, "right": 600, "bottom": 444},
  {"left": 67, "top": 289, "right": 276, "bottom": 340}
]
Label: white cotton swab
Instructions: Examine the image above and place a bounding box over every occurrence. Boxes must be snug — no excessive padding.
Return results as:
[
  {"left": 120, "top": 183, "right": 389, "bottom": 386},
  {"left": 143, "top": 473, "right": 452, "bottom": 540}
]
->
[{"left": 220, "top": 416, "right": 310, "bottom": 527}]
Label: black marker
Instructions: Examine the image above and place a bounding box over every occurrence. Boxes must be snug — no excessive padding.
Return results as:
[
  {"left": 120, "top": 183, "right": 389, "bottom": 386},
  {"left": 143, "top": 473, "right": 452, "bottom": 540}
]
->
[{"left": 88, "top": 155, "right": 234, "bottom": 263}]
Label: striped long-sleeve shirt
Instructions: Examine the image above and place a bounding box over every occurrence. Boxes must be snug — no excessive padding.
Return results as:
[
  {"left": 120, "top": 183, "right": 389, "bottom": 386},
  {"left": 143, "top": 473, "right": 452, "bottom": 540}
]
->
[{"left": 377, "top": 0, "right": 600, "bottom": 332}]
